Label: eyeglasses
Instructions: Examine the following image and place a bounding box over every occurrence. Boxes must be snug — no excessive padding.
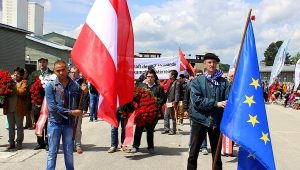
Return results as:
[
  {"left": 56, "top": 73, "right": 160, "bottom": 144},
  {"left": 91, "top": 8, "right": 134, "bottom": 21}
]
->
[{"left": 147, "top": 76, "right": 154, "bottom": 78}]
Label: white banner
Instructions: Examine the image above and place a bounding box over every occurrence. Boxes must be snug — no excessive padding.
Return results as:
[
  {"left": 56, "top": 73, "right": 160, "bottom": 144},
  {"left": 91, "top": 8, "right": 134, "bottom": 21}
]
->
[
  {"left": 294, "top": 59, "right": 300, "bottom": 91},
  {"left": 134, "top": 57, "right": 180, "bottom": 79},
  {"left": 269, "top": 40, "right": 290, "bottom": 86}
]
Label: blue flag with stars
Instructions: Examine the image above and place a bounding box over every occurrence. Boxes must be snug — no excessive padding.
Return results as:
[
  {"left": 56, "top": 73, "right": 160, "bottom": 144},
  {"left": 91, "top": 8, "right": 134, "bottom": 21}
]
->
[{"left": 220, "top": 20, "right": 276, "bottom": 170}]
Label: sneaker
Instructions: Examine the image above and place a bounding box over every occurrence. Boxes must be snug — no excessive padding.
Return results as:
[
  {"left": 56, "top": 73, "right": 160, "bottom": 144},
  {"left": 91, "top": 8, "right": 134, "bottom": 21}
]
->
[
  {"left": 34, "top": 145, "right": 45, "bottom": 150},
  {"left": 148, "top": 148, "right": 155, "bottom": 154},
  {"left": 168, "top": 131, "right": 176, "bottom": 135},
  {"left": 89, "top": 119, "right": 93, "bottom": 122},
  {"left": 28, "top": 126, "right": 35, "bottom": 130},
  {"left": 201, "top": 148, "right": 208, "bottom": 155},
  {"left": 161, "top": 130, "right": 169, "bottom": 134},
  {"left": 129, "top": 147, "right": 138, "bottom": 153},
  {"left": 16, "top": 144, "right": 22, "bottom": 150},
  {"left": 76, "top": 146, "right": 83, "bottom": 154},
  {"left": 107, "top": 146, "right": 117, "bottom": 153},
  {"left": 45, "top": 145, "right": 49, "bottom": 151},
  {"left": 6, "top": 145, "right": 16, "bottom": 150}
]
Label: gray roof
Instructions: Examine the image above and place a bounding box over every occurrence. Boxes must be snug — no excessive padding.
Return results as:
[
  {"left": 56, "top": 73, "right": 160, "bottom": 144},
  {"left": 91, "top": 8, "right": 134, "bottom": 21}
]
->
[
  {"left": 43, "top": 32, "right": 76, "bottom": 41},
  {"left": 0, "top": 23, "right": 31, "bottom": 34},
  {"left": 26, "top": 35, "right": 72, "bottom": 51},
  {"left": 259, "top": 65, "right": 296, "bottom": 72}
]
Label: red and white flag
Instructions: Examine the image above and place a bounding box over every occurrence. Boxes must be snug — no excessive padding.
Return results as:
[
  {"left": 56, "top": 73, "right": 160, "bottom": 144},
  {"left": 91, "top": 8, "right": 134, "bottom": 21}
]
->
[
  {"left": 71, "top": 0, "right": 134, "bottom": 127},
  {"left": 35, "top": 98, "right": 48, "bottom": 136},
  {"left": 179, "top": 48, "right": 194, "bottom": 76}
]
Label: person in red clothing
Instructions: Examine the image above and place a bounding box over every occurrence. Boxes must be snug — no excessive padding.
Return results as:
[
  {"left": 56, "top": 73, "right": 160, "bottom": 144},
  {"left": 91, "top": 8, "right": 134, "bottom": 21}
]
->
[{"left": 268, "top": 79, "right": 279, "bottom": 102}]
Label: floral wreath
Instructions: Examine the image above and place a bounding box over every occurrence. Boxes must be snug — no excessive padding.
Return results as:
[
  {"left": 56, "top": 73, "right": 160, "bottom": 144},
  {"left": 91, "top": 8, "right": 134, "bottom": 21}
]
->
[
  {"left": 134, "top": 86, "right": 158, "bottom": 127},
  {"left": 0, "top": 70, "right": 14, "bottom": 104}
]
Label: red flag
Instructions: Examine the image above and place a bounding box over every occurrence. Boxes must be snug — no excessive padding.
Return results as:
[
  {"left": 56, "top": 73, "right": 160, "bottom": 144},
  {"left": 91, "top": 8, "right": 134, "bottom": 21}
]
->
[
  {"left": 71, "top": 0, "right": 134, "bottom": 127},
  {"left": 122, "top": 112, "right": 135, "bottom": 145},
  {"left": 179, "top": 48, "right": 194, "bottom": 76},
  {"left": 35, "top": 98, "right": 48, "bottom": 136}
]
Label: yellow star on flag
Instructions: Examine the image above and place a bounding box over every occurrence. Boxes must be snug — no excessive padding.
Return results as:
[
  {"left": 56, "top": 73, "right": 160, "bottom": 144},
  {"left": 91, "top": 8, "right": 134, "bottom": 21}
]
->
[
  {"left": 247, "top": 114, "right": 260, "bottom": 127},
  {"left": 250, "top": 78, "right": 260, "bottom": 89},
  {"left": 243, "top": 95, "right": 256, "bottom": 107},
  {"left": 260, "top": 132, "right": 270, "bottom": 145}
]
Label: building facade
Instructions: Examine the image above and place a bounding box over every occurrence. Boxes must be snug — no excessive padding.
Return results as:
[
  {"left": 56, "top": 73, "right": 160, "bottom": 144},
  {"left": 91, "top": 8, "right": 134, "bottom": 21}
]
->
[
  {"left": 2, "top": 0, "right": 28, "bottom": 30},
  {"left": 259, "top": 65, "right": 295, "bottom": 83},
  {"left": 0, "top": 23, "right": 30, "bottom": 73},
  {"left": 25, "top": 35, "right": 72, "bottom": 74},
  {"left": 43, "top": 32, "right": 76, "bottom": 48},
  {"left": 28, "top": 2, "right": 44, "bottom": 36}
]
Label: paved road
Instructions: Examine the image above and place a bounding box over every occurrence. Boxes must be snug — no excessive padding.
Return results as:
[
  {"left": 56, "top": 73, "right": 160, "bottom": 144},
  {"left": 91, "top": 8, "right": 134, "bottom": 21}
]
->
[{"left": 0, "top": 104, "right": 299, "bottom": 170}]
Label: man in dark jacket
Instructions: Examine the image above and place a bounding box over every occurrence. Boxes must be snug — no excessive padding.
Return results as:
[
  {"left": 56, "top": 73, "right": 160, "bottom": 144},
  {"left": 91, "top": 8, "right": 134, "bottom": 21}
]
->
[
  {"left": 187, "top": 53, "right": 230, "bottom": 170},
  {"left": 29, "top": 57, "right": 53, "bottom": 151},
  {"left": 162, "top": 70, "right": 180, "bottom": 135},
  {"left": 130, "top": 69, "right": 165, "bottom": 154}
]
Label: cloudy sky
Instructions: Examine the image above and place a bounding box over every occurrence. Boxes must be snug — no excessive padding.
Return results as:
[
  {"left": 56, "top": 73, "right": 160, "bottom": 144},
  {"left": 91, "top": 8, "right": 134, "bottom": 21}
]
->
[{"left": 1, "top": 0, "right": 300, "bottom": 64}]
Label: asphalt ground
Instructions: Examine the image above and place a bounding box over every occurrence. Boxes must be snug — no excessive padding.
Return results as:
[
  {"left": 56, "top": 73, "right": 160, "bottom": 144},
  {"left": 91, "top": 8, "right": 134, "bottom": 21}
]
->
[{"left": 0, "top": 104, "right": 298, "bottom": 170}]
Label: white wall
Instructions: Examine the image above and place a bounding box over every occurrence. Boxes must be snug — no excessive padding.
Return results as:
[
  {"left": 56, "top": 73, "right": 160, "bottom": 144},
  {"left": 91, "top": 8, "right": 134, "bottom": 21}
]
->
[
  {"left": 28, "top": 2, "right": 44, "bottom": 36},
  {"left": 2, "top": 0, "right": 27, "bottom": 30}
]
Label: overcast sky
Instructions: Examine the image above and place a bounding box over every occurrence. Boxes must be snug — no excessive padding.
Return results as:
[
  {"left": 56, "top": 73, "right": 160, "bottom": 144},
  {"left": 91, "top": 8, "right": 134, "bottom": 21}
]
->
[{"left": 1, "top": 0, "right": 299, "bottom": 64}]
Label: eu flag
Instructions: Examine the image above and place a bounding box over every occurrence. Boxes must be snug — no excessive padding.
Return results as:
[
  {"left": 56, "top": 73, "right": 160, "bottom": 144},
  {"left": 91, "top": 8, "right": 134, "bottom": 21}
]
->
[{"left": 220, "top": 20, "right": 276, "bottom": 170}]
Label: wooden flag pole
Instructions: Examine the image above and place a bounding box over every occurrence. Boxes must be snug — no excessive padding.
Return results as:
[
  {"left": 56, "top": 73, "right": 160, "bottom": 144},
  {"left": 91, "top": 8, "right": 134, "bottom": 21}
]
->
[{"left": 212, "top": 9, "right": 252, "bottom": 170}]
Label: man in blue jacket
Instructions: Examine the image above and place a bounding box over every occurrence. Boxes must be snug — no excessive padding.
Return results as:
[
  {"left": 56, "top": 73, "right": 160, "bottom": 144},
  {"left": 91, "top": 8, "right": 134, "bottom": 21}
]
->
[
  {"left": 45, "top": 60, "right": 82, "bottom": 170},
  {"left": 187, "top": 53, "right": 230, "bottom": 170}
]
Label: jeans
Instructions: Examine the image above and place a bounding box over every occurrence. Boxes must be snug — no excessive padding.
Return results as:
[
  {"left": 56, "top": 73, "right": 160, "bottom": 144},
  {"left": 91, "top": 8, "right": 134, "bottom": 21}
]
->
[
  {"left": 46, "top": 121, "right": 74, "bottom": 170},
  {"left": 89, "top": 94, "right": 99, "bottom": 121},
  {"left": 111, "top": 113, "right": 128, "bottom": 147},
  {"left": 164, "top": 107, "right": 176, "bottom": 133},
  {"left": 74, "top": 115, "right": 82, "bottom": 147},
  {"left": 7, "top": 112, "right": 24, "bottom": 145},
  {"left": 201, "top": 136, "right": 207, "bottom": 149},
  {"left": 133, "top": 123, "right": 155, "bottom": 149},
  {"left": 187, "top": 121, "right": 222, "bottom": 170}
]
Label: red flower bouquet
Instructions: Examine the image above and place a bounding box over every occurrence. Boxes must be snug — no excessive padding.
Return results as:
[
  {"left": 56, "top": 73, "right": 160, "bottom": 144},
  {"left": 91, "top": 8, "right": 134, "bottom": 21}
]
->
[
  {"left": 30, "top": 77, "right": 44, "bottom": 106},
  {"left": 134, "top": 87, "right": 158, "bottom": 127},
  {"left": 0, "top": 70, "right": 14, "bottom": 104}
]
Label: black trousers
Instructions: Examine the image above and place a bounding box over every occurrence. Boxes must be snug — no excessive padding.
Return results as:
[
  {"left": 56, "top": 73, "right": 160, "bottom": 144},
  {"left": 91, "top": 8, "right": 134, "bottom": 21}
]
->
[
  {"left": 187, "top": 121, "right": 222, "bottom": 170},
  {"left": 34, "top": 113, "right": 48, "bottom": 147},
  {"left": 133, "top": 123, "right": 155, "bottom": 149}
]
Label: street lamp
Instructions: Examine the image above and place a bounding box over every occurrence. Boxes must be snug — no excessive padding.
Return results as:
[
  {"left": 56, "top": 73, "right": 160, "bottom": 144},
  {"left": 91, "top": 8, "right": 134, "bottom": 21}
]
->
[{"left": 26, "top": 55, "right": 30, "bottom": 61}]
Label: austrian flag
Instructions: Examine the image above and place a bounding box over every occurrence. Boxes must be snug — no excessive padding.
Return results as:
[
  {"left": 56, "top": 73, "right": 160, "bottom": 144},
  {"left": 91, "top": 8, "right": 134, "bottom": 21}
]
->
[{"left": 71, "top": 0, "right": 134, "bottom": 127}]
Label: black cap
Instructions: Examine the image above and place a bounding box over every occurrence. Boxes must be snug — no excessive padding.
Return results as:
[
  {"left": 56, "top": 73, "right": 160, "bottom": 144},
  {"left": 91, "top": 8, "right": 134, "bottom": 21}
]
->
[
  {"left": 203, "top": 53, "right": 220, "bottom": 62},
  {"left": 38, "top": 57, "right": 48, "bottom": 62}
]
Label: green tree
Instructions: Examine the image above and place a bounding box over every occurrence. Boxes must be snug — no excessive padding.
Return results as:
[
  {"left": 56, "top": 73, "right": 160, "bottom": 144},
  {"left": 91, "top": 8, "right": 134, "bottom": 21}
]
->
[
  {"left": 263, "top": 40, "right": 291, "bottom": 66},
  {"left": 219, "top": 63, "right": 230, "bottom": 72},
  {"left": 290, "top": 52, "right": 300, "bottom": 65}
]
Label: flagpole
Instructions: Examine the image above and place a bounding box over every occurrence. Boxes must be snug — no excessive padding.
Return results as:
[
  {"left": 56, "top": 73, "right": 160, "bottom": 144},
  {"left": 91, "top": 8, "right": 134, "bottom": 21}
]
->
[{"left": 212, "top": 9, "right": 252, "bottom": 170}]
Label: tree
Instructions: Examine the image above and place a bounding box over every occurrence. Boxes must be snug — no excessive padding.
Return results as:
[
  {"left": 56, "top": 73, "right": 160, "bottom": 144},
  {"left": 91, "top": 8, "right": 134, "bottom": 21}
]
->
[
  {"left": 219, "top": 63, "right": 230, "bottom": 72},
  {"left": 263, "top": 40, "right": 291, "bottom": 66},
  {"left": 290, "top": 52, "right": 300, "bottom": 65}
]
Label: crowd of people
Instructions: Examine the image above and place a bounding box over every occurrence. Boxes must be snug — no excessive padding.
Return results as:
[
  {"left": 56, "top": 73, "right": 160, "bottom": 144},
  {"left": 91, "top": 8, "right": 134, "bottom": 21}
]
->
[
  {"left": 262, "top": 79, "right": 300, "bottom": 109},
  {"left": 2, "top": 53, "right": 299, "bottom": 170}
]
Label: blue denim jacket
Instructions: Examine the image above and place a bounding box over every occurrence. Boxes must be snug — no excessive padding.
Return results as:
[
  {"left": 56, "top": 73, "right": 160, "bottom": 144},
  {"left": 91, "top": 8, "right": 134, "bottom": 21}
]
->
[{"left": 45, "top": 76, "right": 81, "bottom": 126}]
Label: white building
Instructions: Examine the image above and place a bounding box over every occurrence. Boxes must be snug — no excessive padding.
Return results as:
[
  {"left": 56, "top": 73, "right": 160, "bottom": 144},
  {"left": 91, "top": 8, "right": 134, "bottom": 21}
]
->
[
  {"left": 28, "top": 2, "right": 44, "bottom": 36},
  {"left": 2, "top": 0, "right": 28, "bottom": 30}
]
